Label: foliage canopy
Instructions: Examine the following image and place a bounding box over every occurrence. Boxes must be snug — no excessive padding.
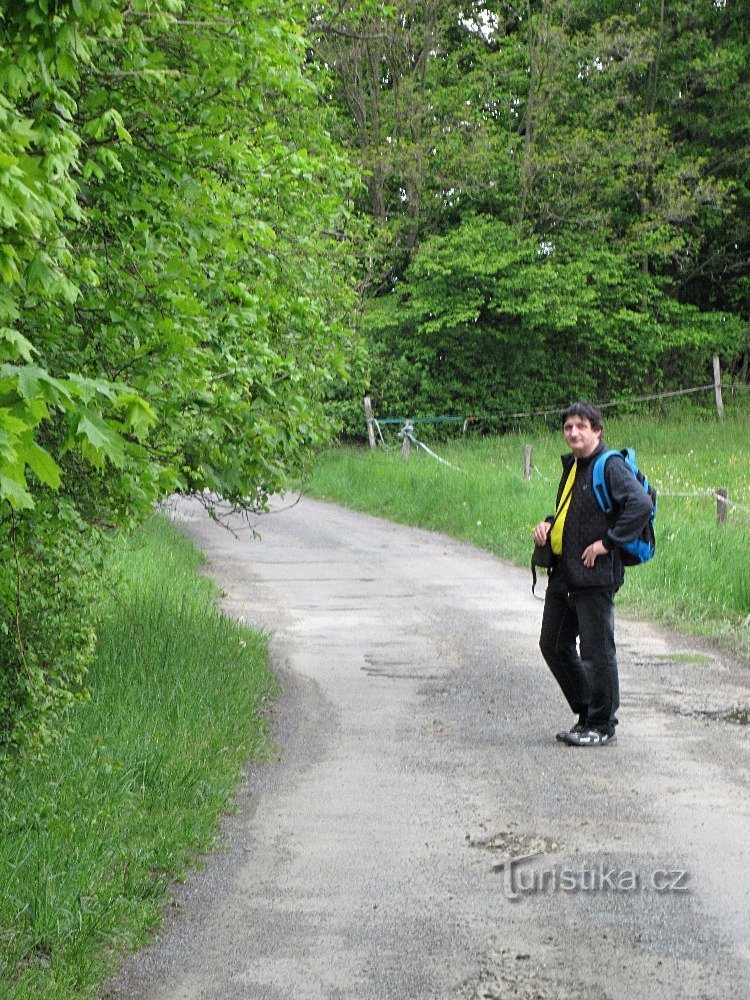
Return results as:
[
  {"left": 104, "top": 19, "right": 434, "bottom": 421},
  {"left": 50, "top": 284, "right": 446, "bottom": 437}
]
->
[
  {"left": 314, "top": 0, "right": 750, "bottom": 424},
  {"left": 1, "top": 0, "right": 363, "bottom": 755}
]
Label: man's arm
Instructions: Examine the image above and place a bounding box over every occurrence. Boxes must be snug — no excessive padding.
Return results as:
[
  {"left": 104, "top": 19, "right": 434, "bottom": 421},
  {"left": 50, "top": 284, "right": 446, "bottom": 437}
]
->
[
  {"left": 601, "top": 457, "right": 654, "bottom": 551},
  {"left": 582, "top": 456, "right": 653, "bottom": 567}
]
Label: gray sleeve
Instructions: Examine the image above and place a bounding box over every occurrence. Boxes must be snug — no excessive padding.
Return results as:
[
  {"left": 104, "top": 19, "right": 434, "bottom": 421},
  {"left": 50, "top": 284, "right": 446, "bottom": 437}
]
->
[{"left": 603, "top": 457, "right": 654, "bottom": 549}]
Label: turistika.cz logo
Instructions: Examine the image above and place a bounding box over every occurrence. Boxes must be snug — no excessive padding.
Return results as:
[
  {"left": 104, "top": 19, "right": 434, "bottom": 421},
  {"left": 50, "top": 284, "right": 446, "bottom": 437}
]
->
[{"left": 501, "top": 854, "right": 690, "bottom": 901}]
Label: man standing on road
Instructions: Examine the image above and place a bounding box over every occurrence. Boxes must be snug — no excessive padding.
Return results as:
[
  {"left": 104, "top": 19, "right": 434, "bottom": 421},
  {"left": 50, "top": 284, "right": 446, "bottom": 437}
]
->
[{"left": 532, "top": 402, "right": 653, "bottom": 747}]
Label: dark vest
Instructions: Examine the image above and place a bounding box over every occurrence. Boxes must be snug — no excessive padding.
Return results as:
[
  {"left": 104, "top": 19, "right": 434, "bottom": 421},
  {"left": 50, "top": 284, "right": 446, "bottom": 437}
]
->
[{"left": 556, "top": 446, "right": 624, "bottom": 591}]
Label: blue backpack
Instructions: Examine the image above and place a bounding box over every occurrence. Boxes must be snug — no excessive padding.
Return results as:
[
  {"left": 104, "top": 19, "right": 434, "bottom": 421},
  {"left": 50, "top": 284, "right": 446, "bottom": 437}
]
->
[{"left": 592, "top": 449, "right": 657, "bottom": 566}]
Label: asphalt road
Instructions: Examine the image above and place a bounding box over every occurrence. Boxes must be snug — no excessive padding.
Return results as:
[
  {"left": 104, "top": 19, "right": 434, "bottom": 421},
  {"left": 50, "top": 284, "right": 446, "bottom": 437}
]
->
[{"left": 104, "top": 494, "right": 750, "bottom": 1000}]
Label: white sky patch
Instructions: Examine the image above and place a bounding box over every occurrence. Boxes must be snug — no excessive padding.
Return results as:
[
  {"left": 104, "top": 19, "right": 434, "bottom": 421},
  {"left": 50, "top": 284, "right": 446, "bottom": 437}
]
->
[
  {"left": 458, "top": 8, "right": 499, "bottom": 40},
  {"left": 578, "top": 57, "right": 605, "bottom": 79}
]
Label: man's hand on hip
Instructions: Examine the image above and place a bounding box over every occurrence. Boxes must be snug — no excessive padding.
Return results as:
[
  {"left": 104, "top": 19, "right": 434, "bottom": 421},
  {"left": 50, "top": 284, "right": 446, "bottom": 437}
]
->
[{"left": 581, "top": 539, "right": 608, "bottom": 568}]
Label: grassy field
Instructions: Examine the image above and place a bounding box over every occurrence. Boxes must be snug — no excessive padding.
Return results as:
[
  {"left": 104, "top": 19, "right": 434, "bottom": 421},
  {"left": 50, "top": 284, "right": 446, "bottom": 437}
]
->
[
  {"left": 0, "top": 516, "right": 276, "bottom": 1000},
  {"left": 304, "top": 411, "right": 750, "bottom": 661}
]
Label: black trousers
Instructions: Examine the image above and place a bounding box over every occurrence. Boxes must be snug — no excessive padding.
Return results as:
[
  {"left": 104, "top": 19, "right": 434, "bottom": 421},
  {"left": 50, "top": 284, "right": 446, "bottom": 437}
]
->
[{"left": 539, "top": 570, "right": 619, "bottom": 735}]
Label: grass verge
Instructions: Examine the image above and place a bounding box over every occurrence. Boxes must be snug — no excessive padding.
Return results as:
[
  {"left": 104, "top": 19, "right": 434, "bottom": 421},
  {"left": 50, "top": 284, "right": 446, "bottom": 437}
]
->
[
  {"left": 0, "top": 514, "right": 276, "bottom": 999},
  {"left": 304, "top": 412, "right": 750, "bottom": 661}
]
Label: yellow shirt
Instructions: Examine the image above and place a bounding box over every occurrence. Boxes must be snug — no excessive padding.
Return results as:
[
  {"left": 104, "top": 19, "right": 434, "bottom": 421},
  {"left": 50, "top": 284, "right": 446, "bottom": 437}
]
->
[{"left": 550, "top": 461, "right": 577, "bottom": 555}]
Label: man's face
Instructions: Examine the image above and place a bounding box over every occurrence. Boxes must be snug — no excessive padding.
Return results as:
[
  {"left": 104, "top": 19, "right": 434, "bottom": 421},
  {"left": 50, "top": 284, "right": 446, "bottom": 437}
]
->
[{"left": 563, "top": 415, "right": 602, "bottom": 458}]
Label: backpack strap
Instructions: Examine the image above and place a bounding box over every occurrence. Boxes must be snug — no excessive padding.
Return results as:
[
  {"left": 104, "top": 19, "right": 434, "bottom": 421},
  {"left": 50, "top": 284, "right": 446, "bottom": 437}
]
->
[{"left": 592, "top": 449, "right": 625, "bottom": 513}]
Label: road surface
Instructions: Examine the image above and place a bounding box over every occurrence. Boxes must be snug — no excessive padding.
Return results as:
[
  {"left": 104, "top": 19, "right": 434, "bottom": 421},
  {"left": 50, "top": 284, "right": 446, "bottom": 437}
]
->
[{"left": 104, "top": 495, "right": 750, "bottom": 1000}]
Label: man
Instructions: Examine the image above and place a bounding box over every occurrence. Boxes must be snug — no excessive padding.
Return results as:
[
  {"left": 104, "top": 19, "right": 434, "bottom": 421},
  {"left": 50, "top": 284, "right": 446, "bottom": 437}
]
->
[{"left": 532, "top": 402, "right": 653, "bottom": 747}]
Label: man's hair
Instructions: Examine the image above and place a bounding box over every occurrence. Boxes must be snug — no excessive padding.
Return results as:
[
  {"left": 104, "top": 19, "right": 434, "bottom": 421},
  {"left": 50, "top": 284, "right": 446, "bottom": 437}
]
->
[{"left": 561, "top": 401, "right": 603, "bottom": 431}]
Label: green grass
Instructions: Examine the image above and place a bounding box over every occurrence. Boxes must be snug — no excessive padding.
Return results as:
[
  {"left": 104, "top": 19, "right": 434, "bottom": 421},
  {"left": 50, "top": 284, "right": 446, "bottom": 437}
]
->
[
  {"left": 654, "top": 653, "right": 713, "bottom": 664},
  {"left": 0, "top": 515, "right": 276, "bottom": 999},
  {"left": 305, "top": 411, "right": 750, "bottom": 660}
]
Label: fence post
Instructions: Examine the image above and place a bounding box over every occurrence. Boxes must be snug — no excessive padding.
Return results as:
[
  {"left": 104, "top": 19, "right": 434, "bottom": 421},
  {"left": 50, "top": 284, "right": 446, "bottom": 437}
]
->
[
  {"left": 401, "top": 421, "right": 412, "bottom": 460},
  {"left": 717, "top": 488, "right": 728, "bottom": 526},
  {"left": 713, "top": 356, "right": 725, "bottom": 420},
  {"left": 524, "top": 445, "right": 532, "bottom": 481},
  {"left": 363, "top": 396, "right": 377, "bottom": 449}
]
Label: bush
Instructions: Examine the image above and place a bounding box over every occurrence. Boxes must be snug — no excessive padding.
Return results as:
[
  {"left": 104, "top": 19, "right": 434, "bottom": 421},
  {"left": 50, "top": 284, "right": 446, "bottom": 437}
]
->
[{"left": 0, "top": 499, "right": 106, "bottom": 760}]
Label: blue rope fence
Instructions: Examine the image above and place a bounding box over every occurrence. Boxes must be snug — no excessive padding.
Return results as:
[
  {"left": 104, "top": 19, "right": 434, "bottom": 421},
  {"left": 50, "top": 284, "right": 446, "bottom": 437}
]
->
[
  {"left": 367, "top": 382, "right": 750, "bottom": 436},
  {"left": 365, "top": 381, "right": 750, "bottom": 473}
]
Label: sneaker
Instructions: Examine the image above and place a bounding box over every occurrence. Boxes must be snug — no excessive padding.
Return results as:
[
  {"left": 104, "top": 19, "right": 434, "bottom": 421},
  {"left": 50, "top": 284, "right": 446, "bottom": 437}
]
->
[
  {"left": 555, "top": 716, "right": 587, "bottom": 743},
  {"left": 564, "top": 728, "right": 616, "bottom": 747}
]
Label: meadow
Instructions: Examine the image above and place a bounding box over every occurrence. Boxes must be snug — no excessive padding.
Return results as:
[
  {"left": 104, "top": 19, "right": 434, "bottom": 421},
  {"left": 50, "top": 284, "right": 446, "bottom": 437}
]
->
[
  {"left": 0, "top": 516, "right": 275, "bottom": 999},
  {"left": 304, "top": 410, "right": 750, "bottom": 661}
]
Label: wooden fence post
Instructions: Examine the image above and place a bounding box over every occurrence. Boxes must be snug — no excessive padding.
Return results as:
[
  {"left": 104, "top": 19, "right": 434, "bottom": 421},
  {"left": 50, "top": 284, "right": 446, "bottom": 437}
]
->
[
  {"left": 363, "top": 396, "right": 377, "bottom": 449},
  {"left": 713, "top": 356, "right": 725, "bottom": 420},
  {"left": 401, "top": 421, "right": 413, "bottom": 460},
  {"left": 717, "top": 488, "right": 728, "bottom": 526},
  {"left": 524, "top": 444, "right": 532, "bottom": 481}
]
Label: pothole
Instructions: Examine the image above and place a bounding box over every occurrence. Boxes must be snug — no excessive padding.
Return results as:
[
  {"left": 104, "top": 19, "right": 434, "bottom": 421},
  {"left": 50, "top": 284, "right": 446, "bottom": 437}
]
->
[
  {"left": 467, "top": 830, "right": 560, "bottom": 872},
  {"left": 678, "top": 705, "right": 750, "bottom": 725},
  {"left": 462, "top": 947, "right": 597, "bottom": 1000},
  {"left": 362, "top": 653, "right": 444, "bottom": 681}
]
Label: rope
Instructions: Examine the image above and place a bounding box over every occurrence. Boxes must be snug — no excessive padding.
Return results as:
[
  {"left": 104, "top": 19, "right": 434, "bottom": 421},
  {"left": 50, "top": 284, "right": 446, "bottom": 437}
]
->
[
  {"left": 399, "top": 426, "right": 461, "bottom": 470},
  {"left": 475, "top": 384, "right": 728, "bottom": 422},
  {"left": 656, "top": 488, "right": 750, "bottom": 515},
  {"left": 532, "top": 464, "right": 552, "bottom": 482},
  {"left": 368, "top": 381, "right": 750, "bottom": 429},
  {"left": 370, "top": 417, "right": 390, "bottom": 449},
  {"left": 367, "top": 416, "right": 465, "bottom": 425}
]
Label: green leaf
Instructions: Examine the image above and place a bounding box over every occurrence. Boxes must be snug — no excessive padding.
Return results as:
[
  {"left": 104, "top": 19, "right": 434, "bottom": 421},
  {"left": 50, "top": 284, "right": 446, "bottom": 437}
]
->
[
  {"left": 0, "top": 328, "right": 36, "bottom": 363},
  {"left": 115, "top": 393, "right": 157, "bottom": 441},
  {"left": 21, "top": 438, "right": 62, "bottom": 489},
  {"left": 0, "top": 364, "right": 73, "bottom": 407},
  {"left": 25, "top": 255, "right": 55, "bottom": 293},
  {"left": 74, "top": 409, "right": 126, "bottom": 469},
  {"left": 67, "top": 374, "right": 120, "bottom": 405},
  {"left": 0, "top": 472, "right": 34, "bottom": 510}
]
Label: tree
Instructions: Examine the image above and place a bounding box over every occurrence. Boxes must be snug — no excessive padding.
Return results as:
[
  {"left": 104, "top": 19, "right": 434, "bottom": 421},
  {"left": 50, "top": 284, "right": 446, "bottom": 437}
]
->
[
  {"left": 317, "top": 0, "right": 750, "bottom": 425},
  {"left": 1, "top": 0, "right": 363, "bottom": 756},
  {"left": 364, "top": 215, "right": 744, "bottom": 422}
]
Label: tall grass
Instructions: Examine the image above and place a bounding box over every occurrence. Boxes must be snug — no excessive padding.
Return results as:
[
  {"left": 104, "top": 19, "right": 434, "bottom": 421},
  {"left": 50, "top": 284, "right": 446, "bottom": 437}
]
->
[
  {"left": 0, "top": 516, "right": 276, "bottom": 999},
  {"left": 305, "top": 412, "right": 750, "bottom": 659}
]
